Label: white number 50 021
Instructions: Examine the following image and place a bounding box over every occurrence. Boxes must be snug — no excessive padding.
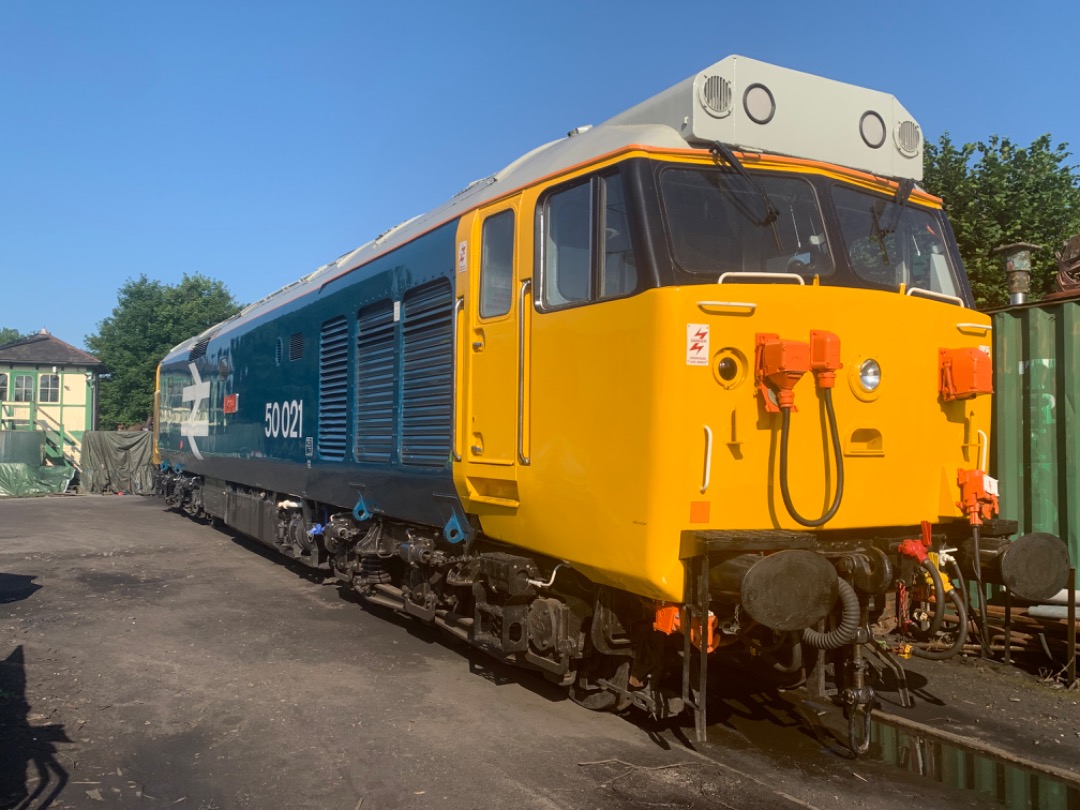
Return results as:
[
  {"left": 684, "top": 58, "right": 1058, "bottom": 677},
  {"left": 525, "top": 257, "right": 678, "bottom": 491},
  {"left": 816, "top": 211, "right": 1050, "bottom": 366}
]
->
[{"left": 264, "top": 400, "right": 303, "bottom": 438}]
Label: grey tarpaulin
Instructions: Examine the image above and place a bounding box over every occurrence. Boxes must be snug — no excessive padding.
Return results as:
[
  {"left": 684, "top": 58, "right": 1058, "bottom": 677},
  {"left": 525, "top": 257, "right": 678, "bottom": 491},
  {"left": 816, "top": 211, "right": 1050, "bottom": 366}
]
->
[
  {"left": 0, "top": 463, "right": 75, "bottom": 497},
  {"left": 79, "top": 431, "right": 155, "bottom": 495}
]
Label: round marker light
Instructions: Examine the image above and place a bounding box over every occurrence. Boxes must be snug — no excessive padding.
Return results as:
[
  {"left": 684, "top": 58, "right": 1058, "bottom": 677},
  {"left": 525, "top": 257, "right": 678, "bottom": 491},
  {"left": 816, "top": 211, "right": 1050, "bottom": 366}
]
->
[
  {"left": 718, "top": 357, "right": 738, "bottom": 381},
  {"left": 860, "top": 111, "right": 886, "bottom": 149},
  {"left": 743, "top": 83, "right": 775, "bottom": 125},
  {"left": 859, "top": 359, "right": 881, "bottom": 392}
]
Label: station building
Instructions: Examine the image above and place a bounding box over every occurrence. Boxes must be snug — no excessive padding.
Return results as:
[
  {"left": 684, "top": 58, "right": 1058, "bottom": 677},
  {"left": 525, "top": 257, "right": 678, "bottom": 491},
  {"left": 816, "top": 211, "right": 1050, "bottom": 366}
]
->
[{"left": 0, "top": 330, "right": 103, "bottom": 466}]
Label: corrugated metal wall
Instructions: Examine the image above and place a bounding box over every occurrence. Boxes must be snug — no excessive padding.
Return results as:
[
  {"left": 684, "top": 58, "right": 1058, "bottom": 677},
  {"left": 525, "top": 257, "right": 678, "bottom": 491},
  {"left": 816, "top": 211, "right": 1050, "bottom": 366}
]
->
[{"left": 991, "top": 300, "right": 1079, "bottom": 566}]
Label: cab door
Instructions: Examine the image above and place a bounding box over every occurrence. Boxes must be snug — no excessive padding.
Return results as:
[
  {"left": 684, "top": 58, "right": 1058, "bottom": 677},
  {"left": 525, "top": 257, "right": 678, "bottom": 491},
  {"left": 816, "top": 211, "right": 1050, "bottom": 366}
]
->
[{"left": 458, "top": 201, "right": 527, "bottom": 508}]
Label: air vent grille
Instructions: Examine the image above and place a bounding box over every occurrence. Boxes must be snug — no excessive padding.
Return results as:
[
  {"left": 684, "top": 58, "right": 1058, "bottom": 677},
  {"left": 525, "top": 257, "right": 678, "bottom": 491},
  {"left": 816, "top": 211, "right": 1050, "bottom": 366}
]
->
[
  {"left": 896, "top": 120, "right": 921, "bottom": 156},
  {"left": 188, "top": 329, "right": 218, "bottom": 361},
  {"left": 700, "top": 75, "right": 733, "bottom": 118},
  {"left": 401, "top": 279, "right": 453, "bottom": 467},
  {"left": 356, "top": 301, "right": 397, "bottom": 464},
  {"left": 317, "top": 317, "right": 349, "bottom": 461},
  {"left": 289, "top": 332, "right": 304, "bottom": 361}
]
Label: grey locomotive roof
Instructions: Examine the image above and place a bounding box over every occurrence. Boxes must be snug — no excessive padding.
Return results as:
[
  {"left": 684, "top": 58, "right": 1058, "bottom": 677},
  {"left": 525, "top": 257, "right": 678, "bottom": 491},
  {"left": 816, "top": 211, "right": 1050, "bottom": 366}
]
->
[{"left": 167, "top": 55, "right": 922, "bottom": 359}]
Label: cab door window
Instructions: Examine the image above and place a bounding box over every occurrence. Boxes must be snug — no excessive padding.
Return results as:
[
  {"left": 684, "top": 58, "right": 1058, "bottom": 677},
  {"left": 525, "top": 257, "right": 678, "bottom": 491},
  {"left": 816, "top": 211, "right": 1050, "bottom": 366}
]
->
[
  {"left": 539, "top": 170, "right": 638, "bottom": 309},
  {"left": 479, "top": 210, "right": 515, "bottom": 318}
]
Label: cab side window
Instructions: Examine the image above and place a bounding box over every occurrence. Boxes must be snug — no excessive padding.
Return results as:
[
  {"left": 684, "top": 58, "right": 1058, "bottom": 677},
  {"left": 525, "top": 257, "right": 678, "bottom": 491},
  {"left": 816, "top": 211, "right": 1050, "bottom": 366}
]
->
[
  {"left": 539, "top": 170, "right": 638, "bottom": 309},
  {"left": 480, "top": 210, "right": 515, "bottom": 318},
  {"left": 600, "top": 173, "right": 637, "bottom": 297}
]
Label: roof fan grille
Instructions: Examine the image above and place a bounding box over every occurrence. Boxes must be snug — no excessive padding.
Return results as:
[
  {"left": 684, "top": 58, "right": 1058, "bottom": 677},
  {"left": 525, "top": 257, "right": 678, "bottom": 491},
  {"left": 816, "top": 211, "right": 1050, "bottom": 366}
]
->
[
  {"left": 701, "top": 75, "right": 733, "bottom": 118},
  {"left": 896, "top": 120, "right": 921, "bottom": 156}
]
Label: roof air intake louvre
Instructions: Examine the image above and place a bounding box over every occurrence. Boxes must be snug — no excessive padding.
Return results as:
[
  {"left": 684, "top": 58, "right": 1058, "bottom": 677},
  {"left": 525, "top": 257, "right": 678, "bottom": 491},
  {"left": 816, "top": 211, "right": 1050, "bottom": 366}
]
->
[
  {"left": 700, "top": 74, "right": 732, "bottom": 118},
  {"left": 317, "top": 317, "right": 349, "bottom": 461},
  {"left": 401, "top": 279, "right": 453, "bottom": 467},
  {"left": 356, "top": 301, "right": 398, "bottom": 464},
  {"left": 188, "top": 329, "right": 218, "bottom": 361},
  {"left": 896, "top": 119, "right": 921, "bottom": 157}
]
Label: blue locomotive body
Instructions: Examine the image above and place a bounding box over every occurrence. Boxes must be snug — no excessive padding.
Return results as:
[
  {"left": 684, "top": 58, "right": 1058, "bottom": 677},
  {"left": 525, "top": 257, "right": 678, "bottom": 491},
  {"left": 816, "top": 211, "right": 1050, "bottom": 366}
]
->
[{"left": 157, "top": 220, "right": 467, "bottom": 535}]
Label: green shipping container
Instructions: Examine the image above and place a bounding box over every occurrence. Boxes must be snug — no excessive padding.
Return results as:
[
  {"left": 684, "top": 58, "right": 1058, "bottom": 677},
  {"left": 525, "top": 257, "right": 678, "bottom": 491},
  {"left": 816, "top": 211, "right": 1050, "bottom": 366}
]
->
[{"left": 991, "top": 300, "right": 1079, "bottom": 569}]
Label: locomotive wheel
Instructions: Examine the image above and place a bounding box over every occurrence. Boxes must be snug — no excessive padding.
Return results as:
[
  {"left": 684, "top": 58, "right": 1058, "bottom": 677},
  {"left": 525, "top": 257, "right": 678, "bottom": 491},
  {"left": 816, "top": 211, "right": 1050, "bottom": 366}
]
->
[
  {"left": 569, "top": 655, "right": 631, "bottom": 712},
  {"left": 286, "top": 513, "right": 314, "bottom": 557}
]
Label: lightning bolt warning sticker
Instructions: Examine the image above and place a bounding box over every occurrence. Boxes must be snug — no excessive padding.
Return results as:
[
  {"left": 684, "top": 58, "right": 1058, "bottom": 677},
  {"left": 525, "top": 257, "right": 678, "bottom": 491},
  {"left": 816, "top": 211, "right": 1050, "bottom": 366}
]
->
[{"left": 686, "top": 324, "right": 710, "bottom": 366}]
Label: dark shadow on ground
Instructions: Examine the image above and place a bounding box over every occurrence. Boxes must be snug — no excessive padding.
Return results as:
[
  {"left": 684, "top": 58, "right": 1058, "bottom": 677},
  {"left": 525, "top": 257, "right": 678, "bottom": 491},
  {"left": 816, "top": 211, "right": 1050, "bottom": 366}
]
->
[
  {"left": 0, "top": 573, "right": 41, "bottom": 604},
  {"left": 0, "top": 646, "right": 71, "bottom": 810}
]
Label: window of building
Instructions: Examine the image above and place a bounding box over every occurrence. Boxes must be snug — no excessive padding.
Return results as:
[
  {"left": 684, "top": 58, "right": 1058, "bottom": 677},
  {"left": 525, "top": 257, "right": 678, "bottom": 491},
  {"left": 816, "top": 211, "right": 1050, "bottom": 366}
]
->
[
  {"left": 0, "top": 373, "right": 6, "bottom": 402},
  {"left": 480, "top": 210, "right": 515, "bottom": 318},
  {"left": 39, "top": 373, "right": 60, "bottom": 403},
  {"left": 13, "top": 374, "right": 34, "bottom": 402},
  {"left": 539, "top": 171, "right": 638, "bottom": 309}
]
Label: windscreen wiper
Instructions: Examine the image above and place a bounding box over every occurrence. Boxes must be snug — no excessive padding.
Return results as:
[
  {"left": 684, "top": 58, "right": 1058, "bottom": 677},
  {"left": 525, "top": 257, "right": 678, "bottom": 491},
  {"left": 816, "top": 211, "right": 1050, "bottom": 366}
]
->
[
  {"left": 869, "top": 178, "right": 916, "bottom": 268},
  {"left": 710, "top": 142, "right": 780, "bottom": 227},
  {"left": 880, "top": 178, "right": 915, "bottom": 235}
]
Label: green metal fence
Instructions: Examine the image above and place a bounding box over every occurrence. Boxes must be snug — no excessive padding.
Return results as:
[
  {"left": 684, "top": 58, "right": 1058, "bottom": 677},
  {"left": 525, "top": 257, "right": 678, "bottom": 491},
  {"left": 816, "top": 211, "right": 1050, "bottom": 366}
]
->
[{"left": 991, "top": 300, "right": 1079, "bottom": 568}]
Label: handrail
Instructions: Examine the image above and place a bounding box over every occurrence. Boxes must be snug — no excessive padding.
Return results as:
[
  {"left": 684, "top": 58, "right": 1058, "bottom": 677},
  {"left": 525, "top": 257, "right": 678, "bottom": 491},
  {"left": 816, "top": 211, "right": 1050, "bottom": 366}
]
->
[
  {"left": 451, "top": 297, "right": 464, "bottom": 463},
  {"left": 906, "top": 286, "right": 965, "bottom": 306},
  {"left": 717, "top": 271, "right": 805, "bottom": 286},
  {"left": 977, "top": 429, "right": 988, "bottom": 473},
  {"left": 698, "top": 300, "right": 758, "bottom": 314},
  {"left": 956, "top": 322, "right": 992, "bottom": 334},
  {"left": 701, "top": 425, "right": 713, "bottom": 493},
  {"left": 518, "top": 280, "right": 532, "bottom": 466}
]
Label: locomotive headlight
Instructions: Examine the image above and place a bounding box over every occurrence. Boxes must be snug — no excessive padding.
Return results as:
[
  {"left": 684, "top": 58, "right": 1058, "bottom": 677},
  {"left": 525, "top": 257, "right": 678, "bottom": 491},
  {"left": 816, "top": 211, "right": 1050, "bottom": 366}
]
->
[{"left": 859, "top": 359, "right": 882, "bottom": 392}]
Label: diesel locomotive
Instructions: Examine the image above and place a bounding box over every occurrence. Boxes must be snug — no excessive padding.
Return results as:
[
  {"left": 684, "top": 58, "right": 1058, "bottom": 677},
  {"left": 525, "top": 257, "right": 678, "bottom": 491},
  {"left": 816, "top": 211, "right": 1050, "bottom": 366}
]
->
[{"left": 155, "top": 56, "right": 1069, "bottom": 749}]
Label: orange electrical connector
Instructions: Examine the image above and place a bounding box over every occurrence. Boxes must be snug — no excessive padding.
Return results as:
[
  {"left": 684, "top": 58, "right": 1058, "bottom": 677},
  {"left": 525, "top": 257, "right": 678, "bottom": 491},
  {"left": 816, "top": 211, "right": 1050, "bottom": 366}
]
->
[
  {"left": 956, "top": 468, "right": 1000, "bottom": 526},
  {"left": 755, "top": 333, "right": 809, "bottom": 412},
  {"left": 809, "top": 330, "right": 842, "bottom": 388}
]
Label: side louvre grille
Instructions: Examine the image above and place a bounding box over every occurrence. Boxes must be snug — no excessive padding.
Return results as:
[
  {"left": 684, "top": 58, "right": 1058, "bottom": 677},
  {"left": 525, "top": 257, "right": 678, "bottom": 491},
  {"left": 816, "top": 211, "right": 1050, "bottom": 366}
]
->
[
  {"left": 318, "top": 316, "right": 349, "bottom": 460},
  {"left": 401, "top": 279, "right": 453, "bottom": 467},
  {"left": 289, "top": 332, "right": 304, "bottom": 361},
  {"left": 356, "top": 301, "right": 397, "bottom": 464}
]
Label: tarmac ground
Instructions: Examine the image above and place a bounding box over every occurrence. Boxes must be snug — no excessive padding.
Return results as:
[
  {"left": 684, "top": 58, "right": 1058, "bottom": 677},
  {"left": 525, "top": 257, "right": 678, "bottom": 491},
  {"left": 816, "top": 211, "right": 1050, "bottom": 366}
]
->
[{"left": 1, "top": 495, "right": 1078, "bottom": 809}]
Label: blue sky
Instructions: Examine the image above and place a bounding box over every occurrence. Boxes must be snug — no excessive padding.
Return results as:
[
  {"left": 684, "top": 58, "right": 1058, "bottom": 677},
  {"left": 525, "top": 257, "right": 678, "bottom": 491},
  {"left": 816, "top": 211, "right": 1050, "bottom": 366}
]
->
[{"left": 2, "top": 1, "right": 1078, "bottom": 350}]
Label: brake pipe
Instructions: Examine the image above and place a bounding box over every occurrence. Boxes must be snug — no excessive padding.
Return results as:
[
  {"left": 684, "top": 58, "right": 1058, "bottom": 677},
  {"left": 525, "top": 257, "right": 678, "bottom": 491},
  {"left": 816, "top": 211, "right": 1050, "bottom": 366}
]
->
[{"left": 897, "top": 537, "right": 946, "bottom": 639}]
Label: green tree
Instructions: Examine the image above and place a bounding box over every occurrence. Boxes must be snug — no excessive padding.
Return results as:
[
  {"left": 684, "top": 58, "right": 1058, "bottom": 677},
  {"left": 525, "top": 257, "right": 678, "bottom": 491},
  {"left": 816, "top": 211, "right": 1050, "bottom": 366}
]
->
[
  {"left": 86, "top": 274, "right": 241, "bottom": 429},
  {"left": 0, "top": 327, "right": 30, "bottom": 345},
  {"left": 923, "top": 133, "right": 1080, "bottom": 309}
]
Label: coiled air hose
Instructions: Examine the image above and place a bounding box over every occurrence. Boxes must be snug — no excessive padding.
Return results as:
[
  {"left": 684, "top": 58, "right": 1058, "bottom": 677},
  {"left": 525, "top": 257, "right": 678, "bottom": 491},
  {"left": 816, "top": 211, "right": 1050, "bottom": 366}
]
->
[
  {"left": 779, "top": 388, "right": 844, "bottom": 527},
  {"left": 802, "top": 578, "right": 860, "bottom": 650},
  {"left": 910, "top": 587, "right": 968, "bottom": 660},
  {"left": 914, "top": 557, "right": 946, "bottom": 639}
]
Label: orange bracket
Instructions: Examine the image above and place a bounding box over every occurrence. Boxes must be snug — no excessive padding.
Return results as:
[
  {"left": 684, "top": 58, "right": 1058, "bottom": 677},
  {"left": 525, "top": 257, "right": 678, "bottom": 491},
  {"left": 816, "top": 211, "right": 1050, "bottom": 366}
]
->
[
  {"left": 653, "top": 605, "right": 721, "bottom": 653},
  {"left": 940, "top": 347, "right": 993, "bottom": 401}
]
